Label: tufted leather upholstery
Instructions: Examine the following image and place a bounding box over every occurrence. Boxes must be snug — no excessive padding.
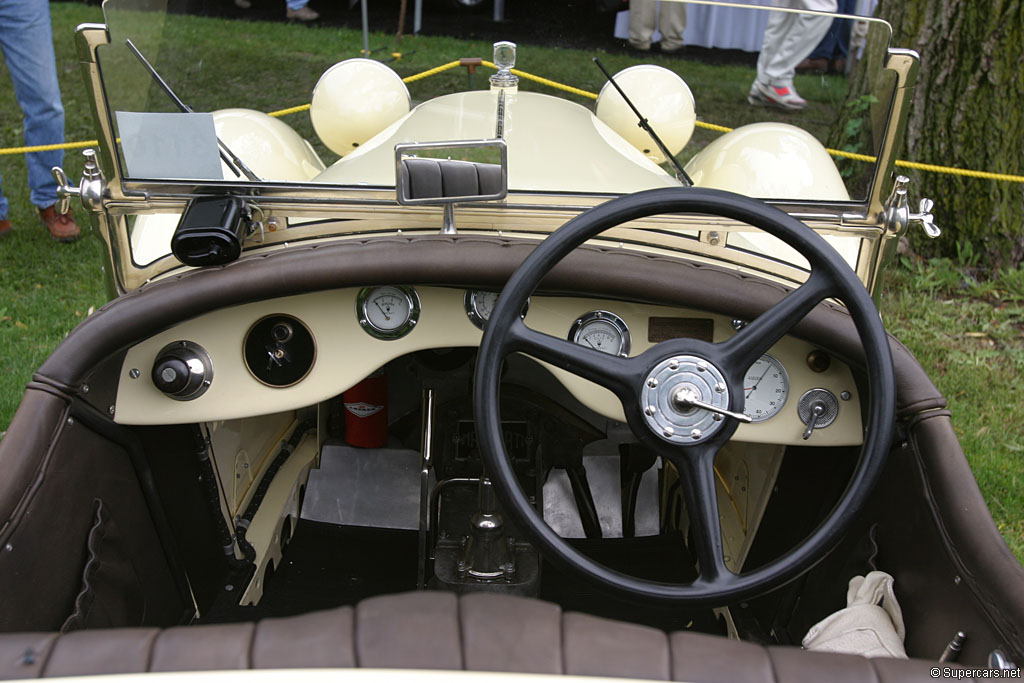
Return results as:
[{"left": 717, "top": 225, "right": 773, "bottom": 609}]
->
[{"left": 0, "top": 592, "right": 968, "bottom": 681}]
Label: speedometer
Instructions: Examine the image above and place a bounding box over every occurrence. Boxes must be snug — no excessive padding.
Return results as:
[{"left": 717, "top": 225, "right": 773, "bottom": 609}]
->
[{"left": 742, "top": 354, "right": 789, "bottom": 422}]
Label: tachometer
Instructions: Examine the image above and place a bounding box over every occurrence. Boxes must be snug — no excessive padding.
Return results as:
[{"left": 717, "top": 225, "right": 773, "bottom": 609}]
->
[
  {"left": 568, "top": 310, "right": 631, "bottom": 357},
  {"left": 742, "top": 354, "right": 789, "bottom": 422},
  {"left": 357, "top": 285, "right": 420, "bottom": 340}
]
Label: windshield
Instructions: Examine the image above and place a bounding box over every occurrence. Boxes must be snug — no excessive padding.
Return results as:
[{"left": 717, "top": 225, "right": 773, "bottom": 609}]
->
[
  {"left": 87, "top": 0, "right": 902, "bottom": 284},
  {"left": 97, "top": 0, "right": 894, "bottom": 192}
]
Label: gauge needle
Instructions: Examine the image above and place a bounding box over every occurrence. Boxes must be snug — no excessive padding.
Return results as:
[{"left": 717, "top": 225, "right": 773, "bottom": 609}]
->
[
  {"left": 375, "top": 300, "right": 391, "bottom": 321},
  {"left": 745, "top": 366, "right": 772, "bottom": 398},
  {"left": 584, "top": 338, "right": 598, "bottom": 349}
]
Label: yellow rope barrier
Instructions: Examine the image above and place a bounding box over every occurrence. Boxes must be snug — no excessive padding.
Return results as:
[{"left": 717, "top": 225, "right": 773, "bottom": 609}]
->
[
  {"left": 4, "top": 58, "right": 1022, "bottom": 184},
  {"left": 480, "top": 60, "right": 599, "bottom": 100},
  {"left": 0, "top": 139, "right": 99, "bottom": 155}
]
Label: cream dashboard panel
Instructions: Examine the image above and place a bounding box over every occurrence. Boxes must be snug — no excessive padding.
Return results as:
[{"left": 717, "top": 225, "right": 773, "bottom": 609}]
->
[{"left": 115, "top": 286, "right": 862, "bottom": 445}]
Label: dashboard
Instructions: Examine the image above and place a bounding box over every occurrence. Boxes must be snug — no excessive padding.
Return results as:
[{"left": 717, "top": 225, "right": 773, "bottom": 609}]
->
[{"left": 116, "top": 285, "right": 863, "bottom": 445}]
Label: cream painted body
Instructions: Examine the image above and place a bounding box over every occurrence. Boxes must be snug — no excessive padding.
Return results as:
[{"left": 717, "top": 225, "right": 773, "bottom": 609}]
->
[
  {"left": 116, "top": 286, "right": 862, "bottom": 446},
  {"left": 129, "top": 98, "right": 858, "bottom": 271},
  {"left": 314, "top": 90, "right": 679, "bottom": 193}
]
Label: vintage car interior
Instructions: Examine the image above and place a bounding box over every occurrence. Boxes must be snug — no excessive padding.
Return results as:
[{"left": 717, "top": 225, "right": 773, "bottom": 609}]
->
[{"left": 0, "top": 1, "right": 1022, "bottom": 680}]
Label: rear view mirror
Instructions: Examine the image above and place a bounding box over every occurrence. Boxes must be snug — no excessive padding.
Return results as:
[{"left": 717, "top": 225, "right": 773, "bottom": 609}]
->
[{"left": 395, "top": 140, "right": 508, "bottom": 206}]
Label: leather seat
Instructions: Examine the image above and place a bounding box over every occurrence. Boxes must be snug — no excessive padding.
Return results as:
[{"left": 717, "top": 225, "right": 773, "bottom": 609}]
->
[{"left": 0, "top": 591, "right": 965, "bottom": 681}]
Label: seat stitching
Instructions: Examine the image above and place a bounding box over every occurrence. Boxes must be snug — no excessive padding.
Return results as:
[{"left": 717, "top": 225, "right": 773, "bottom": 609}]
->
[
  {"left": 143, "top": 628, "right": 159, "bottom": 673},
  {"left": 247, "top": 620, "right": 257, "bottom": 670},
  {"left": 765, "top": 646, "right": 781, "bottom": 683},
  {"left": 35, "top": 633, "right": 60, "bottom": 678},
  {"left": 456, "top": 594, "right": 466, "bottom": 671},
  {"left": 558, "top": 608, "right": 566, "bottom": 675},
  {"left": 352, "top": 604, "right": 360, "bottom": 668},
  {"left": 667, "top": 632, "right": 675, "bottom": 681}
]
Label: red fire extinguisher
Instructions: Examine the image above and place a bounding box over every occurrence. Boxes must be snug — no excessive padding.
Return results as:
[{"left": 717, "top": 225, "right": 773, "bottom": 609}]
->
[{"left": 343, "top": 369, "right": 388, "bottom": 448}]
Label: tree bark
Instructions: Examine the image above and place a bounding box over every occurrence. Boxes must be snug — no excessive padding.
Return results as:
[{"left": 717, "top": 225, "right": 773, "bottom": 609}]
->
[{"left": 877, "top": 0, "right": 1024, "bottom": 268}]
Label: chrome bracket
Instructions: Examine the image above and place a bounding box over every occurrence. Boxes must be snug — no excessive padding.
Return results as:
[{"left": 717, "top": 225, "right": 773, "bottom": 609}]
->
[
  {"left": 883, "top": 175, "right": 940, "bottom": 239},
  {"left": 51, "top": 148, "right": 107, "bottom": 214}
]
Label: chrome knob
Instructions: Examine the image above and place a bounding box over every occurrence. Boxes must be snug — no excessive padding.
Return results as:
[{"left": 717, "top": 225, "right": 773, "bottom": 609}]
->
[{"left": 50, "top": 166, "right": 77, "bottom": 215}]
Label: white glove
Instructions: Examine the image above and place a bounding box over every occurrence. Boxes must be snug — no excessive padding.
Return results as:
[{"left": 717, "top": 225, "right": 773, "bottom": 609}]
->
[{"left": 802, "top": 570, "right": 908, "bottom": 659}]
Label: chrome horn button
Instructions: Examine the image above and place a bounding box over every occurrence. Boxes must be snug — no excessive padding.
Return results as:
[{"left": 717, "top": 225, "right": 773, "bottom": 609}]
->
[{"left": 641, "top": 355, "right": 731, "bottom": 444}]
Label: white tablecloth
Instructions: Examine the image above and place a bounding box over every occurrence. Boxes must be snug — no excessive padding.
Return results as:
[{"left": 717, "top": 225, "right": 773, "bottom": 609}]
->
[{"left": 614, "top": 1, "right": 775, "bottom": 53}]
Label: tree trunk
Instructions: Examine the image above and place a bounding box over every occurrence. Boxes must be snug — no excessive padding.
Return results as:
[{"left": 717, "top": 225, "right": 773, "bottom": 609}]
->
[{"left": 877, "top": 0, "right": 1024, "bottom": 268}]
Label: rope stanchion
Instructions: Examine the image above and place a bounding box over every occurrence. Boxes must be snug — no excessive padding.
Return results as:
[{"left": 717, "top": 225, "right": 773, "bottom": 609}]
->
[{"left": 4, "top": 58, "right": 1022, "bottom": 184}]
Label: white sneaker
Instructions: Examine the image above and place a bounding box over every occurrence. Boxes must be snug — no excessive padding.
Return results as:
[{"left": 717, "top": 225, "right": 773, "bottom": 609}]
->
[{"left": 747, "top": 81, "right": 808, "bottom": 111}]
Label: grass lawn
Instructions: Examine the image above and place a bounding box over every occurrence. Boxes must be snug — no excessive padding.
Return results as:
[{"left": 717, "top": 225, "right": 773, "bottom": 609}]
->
[{"left": 1, "top": 3, "right": 1021, "bottom": 562}]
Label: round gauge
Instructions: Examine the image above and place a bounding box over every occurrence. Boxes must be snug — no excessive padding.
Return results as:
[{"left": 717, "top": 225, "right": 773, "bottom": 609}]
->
[
  {"left": 568, "top": 310, "right": 631, "bottom": 357},
  {"left": 357, "top": 285, "right": 421, "bottom": 340},
  {"left": 464, "top": 290, "right": 529, "bottom": 330},
  {"left": 742, "top": 354, "right": 790, "bottom": 422},
  {"left": 243, "top": 314, "right": 316, "bottom": 387}
]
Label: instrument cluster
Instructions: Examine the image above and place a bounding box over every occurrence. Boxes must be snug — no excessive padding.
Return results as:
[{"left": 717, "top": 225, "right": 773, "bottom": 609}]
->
[{"left": 116, "top": 284, "right": 860, "bottom": 446}]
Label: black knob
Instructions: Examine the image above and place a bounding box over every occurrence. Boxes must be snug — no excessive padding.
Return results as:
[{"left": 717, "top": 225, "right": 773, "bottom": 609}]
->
[
  {"left": 152, "top": 356, "right": 191, "bottom": 395},
  {"left": 150, "top": 341, "right": 213, "bottom": 400}
]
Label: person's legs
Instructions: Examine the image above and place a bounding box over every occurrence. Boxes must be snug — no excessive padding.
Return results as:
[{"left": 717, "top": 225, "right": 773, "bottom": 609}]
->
[
  {"left": 759, "top": 0, "right": 835, "bottom": 87},
  {"left": 0, "top": 168, "right": 9, "bottom": 223},
  {"left": 755, "top": 6, "right": 795, "bottom": 86},
  {"left": 658, "top": 1, "right": 687, "bottom": 52},
  {"left": 0, "top": 0, "right": 64, "bottom": 212},
  {"left": 628, "top": 0, "right": 658, "bottom": 50},
  {"left": 285, "top": 0, "right": 319, "bottom": 19}
]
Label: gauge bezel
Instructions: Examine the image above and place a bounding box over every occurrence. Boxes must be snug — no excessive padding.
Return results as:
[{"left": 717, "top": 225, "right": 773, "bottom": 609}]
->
[
  {"left": 243, "top": 314, "right": 317, "bottom": 388},
  {"left": 464, "top": 289, "right": 530, "bottom": 330},
  {"left": 357, "top": 285, "right": 421, "bottom": 340},
  {"left": 742, "top": 353, "right": 790, "bottom": 423},
  {"left": 153, "top": 340, "right": 214, "bottom": 400},
  {"left": 568, "top": 310, "right": 631, "bottom": 357}
]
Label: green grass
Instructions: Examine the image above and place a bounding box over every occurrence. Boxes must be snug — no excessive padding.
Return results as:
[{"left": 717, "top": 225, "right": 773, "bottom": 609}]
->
[
  {"left": 880, "top": 258, "right": 1024, "bottom": 561},
  {"left": 1, "top": 4, "right": 1021, "bottom": 562}
]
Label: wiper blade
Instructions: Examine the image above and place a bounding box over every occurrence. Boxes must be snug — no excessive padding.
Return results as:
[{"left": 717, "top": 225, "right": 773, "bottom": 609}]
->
[
  {"left": 125, "top": 39, "right": 262, "bottom": 182},
  {"left": 593, "top": 57, "right": 693, "bottom": 187}
]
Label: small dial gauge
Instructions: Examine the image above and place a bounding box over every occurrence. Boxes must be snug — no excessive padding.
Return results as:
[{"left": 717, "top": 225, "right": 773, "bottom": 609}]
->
[
  {"left": 357, "top": 285, "right": 421, "bottom": 340},
  {"left": 464, "top": 290, "right": 529, "bottom": 330},
  {"left": 742, "top": 354, "right": 790, "bottom": 422},
  {"left": 568, "top": 310, "right": 631, "bottom": 357}
]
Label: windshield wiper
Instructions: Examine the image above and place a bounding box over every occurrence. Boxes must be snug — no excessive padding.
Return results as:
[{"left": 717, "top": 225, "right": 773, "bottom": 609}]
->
[
  {"left": 593, "top": 57, "right": 693, "bottom": 187},
  {"left": 125, "top": 39, "right": 262, "bottom": 182}
]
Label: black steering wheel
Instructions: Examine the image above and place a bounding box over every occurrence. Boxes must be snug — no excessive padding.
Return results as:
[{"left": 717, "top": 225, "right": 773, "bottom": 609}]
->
[{"left": 473, "top": 187, "right": 895, "bottom": 606}]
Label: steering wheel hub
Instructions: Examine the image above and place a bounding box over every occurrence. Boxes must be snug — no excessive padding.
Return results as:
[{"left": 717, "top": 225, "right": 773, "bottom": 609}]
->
[{"left": 641, "top": 355, "right": 730, "bottom": 444}]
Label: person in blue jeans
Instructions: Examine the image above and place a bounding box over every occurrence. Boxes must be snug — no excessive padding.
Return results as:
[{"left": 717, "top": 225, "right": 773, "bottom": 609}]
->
[
  {"left": 0, "top": 0, "right": 80, "bottom": 242},
  {"left": 798, "top": 0, "right": 857, "bottom": 74}
]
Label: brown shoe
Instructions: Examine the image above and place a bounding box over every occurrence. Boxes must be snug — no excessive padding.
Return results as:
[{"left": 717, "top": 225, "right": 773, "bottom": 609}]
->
[
  {"left": 796, "top": 57, "right": 828, "bottom": 74},
  {"left": 286, "top": 5, "right": 318, "bottom": 20},
  {"left": 38, "top": 205, "right": 81, "bottom": 242}
]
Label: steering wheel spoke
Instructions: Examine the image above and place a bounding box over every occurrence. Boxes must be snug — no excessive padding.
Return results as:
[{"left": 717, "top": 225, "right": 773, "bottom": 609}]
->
[
  {"left": 720, "top": 270, "right": 835, "bottom": 372},
  {"left": 658, "top": 443, "right": 731, "bottom": 582},
  {"left": 505, "top": 317, "right": 639, "bottom": 401}
]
